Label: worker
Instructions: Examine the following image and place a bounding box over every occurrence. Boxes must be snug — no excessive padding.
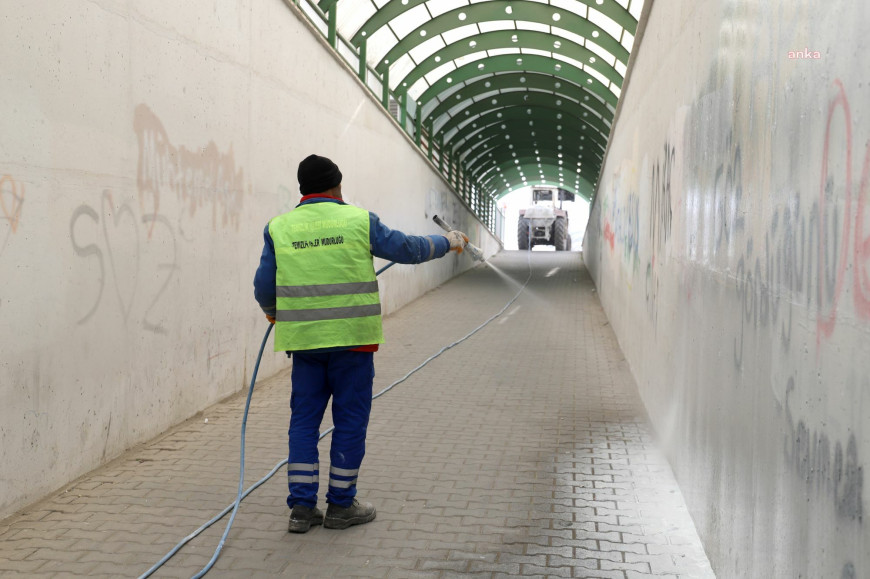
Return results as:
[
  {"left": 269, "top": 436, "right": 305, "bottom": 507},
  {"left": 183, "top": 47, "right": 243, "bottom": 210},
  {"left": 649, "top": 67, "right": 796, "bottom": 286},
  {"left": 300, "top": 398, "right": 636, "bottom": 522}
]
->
[{"left": 253, "top": 154, "right": 469, "bottom": 533}]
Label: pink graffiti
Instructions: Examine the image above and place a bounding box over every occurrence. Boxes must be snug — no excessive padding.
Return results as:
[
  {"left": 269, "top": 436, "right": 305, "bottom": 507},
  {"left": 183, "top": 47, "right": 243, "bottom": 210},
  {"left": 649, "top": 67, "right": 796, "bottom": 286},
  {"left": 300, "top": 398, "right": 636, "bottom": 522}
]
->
[
  {"left": 0, "top": 174, "right": 25, "bottom": 233},
  {"left": 603, "top": 220, "right": 615, "bottom": 251},
  {"left": 817, "top": 80, "right": 870, "bottom": 341},
  {"left": 134, "top": 104, "right": 247, "bottom": 238}
]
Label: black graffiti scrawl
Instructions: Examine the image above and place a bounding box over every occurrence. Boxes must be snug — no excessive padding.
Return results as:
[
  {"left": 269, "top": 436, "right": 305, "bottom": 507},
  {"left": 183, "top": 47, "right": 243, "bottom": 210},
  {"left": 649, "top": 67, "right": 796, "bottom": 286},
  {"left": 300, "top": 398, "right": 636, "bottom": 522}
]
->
[{"left": 650, "top": 139, "right": 676, "bottom": 256}]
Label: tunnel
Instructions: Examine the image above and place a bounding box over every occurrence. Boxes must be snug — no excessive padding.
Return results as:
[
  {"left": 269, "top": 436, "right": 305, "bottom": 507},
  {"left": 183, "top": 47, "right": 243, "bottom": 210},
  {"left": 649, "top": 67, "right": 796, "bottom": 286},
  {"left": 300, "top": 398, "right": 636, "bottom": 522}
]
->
[{"left": 0, "top": 1, "right": 867, "bottom": 577}]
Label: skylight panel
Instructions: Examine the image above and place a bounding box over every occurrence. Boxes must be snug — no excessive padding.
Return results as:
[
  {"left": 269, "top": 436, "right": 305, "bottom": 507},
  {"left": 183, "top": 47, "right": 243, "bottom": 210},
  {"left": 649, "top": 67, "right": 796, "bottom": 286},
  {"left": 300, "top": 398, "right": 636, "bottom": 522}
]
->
[
  {"left": 629, "top": 0, "right": 645, "bottom": 20},
  {"left": 521, "top": 48, "right": 552, "bottom": 58},
  {"left": 516, "top": 21, "right": 550, "bottom": 33},
  {"left": 587, "top": 8, "right": 624, "bottom": 41},
  {"left": 478, "top": 20, "right": 517, "bottom": 33},
  {"left": 427, "top": 0, "right": 469, "bottom": 18},
  {"left": 551, "top": 0, "right": 587, "bottom": 17},
  {"left": 555, "top": 54, "right": 586, "bottom": 71},
  {"left": 441, "top": 23, "right": 482, "bottom": 45},
  {"left": 408, "top": 79, "right": 430, "bottom": 102},
  {"left": 585, "top": 40, "right": 616, "bottom": 65},
  {"left": 424, "top": 60, "right": 458, "bottom": 86},
  {"left": 487, "top": 47, "right": 522, "bottom": 57},
  {"left": 389, "top": 4, "right": 431, "bottom": 39},
  {"left": 552, "top": 27, "right": 586, "bottom": 48},
  {"left": 622, "top": 31, "right": 635, "bottom": 52},
  {"left": 336, "top": 0, "right": 376, "bottom": 39},
  {"left": 391, "top": 54, "right": 418, "bottom": 89},
  {"left": 367, "top": 26, "right": 399, "bottom": 65},
  {"left": 615, "top": 60, "right": 627, "bottom": 77},
  {"left": 584, "top": 65, "right": 611, "bottom": 87},
  {"left": 454, "top": 53, "right": 487, "bottom": 69},
  {"left": 409, "top": 35, "right": 447, "bottom": 63}
]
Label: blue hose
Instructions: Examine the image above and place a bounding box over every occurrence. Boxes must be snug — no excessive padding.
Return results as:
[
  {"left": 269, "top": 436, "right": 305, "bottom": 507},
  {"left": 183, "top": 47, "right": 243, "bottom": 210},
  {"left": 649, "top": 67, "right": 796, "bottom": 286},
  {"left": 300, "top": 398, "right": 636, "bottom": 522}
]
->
[
  {"left": 140, "top": 255, "right": 530, "bottom": 578},
  {"left": 139, "top": 261, "right": 397, "bottom": 579}
]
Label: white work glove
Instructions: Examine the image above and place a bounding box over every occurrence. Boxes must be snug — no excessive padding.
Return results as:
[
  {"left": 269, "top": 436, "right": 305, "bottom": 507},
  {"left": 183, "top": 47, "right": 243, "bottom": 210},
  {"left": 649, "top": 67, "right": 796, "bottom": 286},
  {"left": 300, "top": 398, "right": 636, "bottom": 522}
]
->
[{"left": 446, "top": 230, "right": 469, "bottom": 253}]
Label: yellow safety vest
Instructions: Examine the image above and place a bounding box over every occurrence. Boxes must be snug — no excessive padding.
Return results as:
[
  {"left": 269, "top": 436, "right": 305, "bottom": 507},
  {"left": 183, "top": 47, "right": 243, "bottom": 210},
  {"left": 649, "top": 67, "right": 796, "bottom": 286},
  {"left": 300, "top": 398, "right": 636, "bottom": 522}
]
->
[{"left": 269, "top": 202, "right": 384, "bottom": 351}]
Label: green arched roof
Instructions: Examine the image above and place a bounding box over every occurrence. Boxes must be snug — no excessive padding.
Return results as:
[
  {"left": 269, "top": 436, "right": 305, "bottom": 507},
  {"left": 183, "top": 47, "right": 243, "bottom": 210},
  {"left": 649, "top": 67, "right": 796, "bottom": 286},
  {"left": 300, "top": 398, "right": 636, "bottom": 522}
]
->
[{"left": 311, "top": 0, "right": 644, "bottom": 203}]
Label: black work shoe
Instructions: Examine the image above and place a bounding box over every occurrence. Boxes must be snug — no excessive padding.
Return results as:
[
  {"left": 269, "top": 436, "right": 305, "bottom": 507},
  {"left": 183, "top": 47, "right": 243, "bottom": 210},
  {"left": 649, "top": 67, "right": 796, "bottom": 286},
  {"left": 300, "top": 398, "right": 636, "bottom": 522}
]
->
[
  {"left": 288, "top": 505, "right": 324, "bottom": 533},
  {"left": 323, "top": 499, "right": 376, "bottom": 529}
]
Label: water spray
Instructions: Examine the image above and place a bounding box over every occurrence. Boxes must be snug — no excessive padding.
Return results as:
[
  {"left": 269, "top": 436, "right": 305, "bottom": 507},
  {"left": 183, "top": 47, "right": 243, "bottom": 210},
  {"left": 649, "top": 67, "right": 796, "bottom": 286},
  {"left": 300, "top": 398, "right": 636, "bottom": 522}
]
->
[{"left": 432, "top": 215, "right": 486, "bottom": 262}]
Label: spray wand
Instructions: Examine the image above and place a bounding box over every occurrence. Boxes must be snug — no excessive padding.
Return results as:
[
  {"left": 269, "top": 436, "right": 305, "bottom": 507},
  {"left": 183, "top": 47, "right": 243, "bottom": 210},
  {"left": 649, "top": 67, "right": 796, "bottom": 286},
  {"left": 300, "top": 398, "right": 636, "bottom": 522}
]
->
[{"left": 432, "top": 215, "right": 486, "bottom": 262}]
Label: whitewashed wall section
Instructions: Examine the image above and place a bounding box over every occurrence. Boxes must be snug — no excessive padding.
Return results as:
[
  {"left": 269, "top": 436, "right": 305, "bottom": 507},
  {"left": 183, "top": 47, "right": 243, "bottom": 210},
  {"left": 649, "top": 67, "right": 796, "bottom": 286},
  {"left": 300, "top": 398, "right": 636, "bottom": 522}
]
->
[
  {"left": 0, "top": 0, "right": 498, "bottom": 519},
  {"left": 583, "top": 1, "right": 869, "bottom": 577}
]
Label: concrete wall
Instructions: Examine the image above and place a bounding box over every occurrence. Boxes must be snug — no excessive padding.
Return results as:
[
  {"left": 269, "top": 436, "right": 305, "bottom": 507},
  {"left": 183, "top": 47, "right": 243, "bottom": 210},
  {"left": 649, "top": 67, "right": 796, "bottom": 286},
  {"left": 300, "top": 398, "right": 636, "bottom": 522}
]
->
[
  {"left": 0, "top": 0, "right": 498, "bottom": 520},
  {"left": 584, "top": 1, "right": 869, "bottom": 576}
]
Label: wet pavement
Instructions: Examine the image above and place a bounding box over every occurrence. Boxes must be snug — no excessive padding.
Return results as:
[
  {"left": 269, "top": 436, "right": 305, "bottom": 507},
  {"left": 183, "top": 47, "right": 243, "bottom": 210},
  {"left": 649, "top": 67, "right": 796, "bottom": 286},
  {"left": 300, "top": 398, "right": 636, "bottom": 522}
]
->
[{"left": 0, "top": 250, "right": 715, "bottom": 578}]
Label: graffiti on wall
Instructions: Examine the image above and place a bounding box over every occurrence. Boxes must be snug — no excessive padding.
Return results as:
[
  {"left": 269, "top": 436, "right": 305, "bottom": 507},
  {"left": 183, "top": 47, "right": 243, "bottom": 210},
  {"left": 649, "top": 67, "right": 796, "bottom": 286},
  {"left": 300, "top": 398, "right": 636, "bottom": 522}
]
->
[
  {"left": 784, "top": 376, "right": 864, "bottom": 523},
  {"left": 650, "top": 139, "right": 676, "bottom": 256},
  {"left": 816, "top": 80, "right": 870, "bottom": 341},
  {"left": 134, "top": 104, "right": 248, "bottom": 239},
  {"left": 733, "top": 80, "right": 870, "bottom": 366},
  {"left": 0, "top": 174, "right": 25, "bottom": 256},
  {"left": 603, "top": 169, "right": 641, "bottom": 272},
  {"left": 644, "top": 139, "right": 678, "bottom": 327},
  {"left": 70, "top": 190, "right": 178, "bottom": 333}
]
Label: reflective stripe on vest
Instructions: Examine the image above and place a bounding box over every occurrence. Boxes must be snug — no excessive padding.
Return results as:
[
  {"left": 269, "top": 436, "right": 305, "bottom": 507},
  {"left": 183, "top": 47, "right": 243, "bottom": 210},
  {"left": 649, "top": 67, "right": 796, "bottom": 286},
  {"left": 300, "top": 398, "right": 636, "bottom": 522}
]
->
[{"left": 269, "top": 203, "right": 384, "bottom": 351}]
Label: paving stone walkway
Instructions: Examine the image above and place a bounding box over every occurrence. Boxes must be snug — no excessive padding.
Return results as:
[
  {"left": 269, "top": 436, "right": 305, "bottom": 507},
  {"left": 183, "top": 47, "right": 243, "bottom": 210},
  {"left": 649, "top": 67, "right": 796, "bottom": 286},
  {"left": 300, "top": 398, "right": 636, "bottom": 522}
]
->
[{"left": 0, "top": 251, "right": 715, "bottom": 578}]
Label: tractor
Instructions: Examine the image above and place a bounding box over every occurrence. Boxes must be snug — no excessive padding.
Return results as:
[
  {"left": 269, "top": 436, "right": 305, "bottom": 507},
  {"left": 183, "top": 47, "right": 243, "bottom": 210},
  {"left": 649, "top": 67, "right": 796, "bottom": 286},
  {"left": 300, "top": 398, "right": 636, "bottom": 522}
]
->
[{"left": 517, "top": 188, "right": 573, "bottom": 251}]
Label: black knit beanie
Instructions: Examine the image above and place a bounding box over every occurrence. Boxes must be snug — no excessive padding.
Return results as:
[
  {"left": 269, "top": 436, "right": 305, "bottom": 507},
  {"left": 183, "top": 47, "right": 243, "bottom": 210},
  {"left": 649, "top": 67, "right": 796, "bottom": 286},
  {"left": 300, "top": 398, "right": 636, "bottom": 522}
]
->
[{"left": 297, "top": 154, "right": 343, "bottom": 194}]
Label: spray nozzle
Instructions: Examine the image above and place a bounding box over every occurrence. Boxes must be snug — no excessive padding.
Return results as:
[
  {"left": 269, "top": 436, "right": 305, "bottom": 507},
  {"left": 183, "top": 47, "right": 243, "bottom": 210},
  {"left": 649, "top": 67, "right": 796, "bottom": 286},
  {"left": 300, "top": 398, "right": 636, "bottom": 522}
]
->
[{"left": 432, "top": 215, "right": 486, "bottom": 262}]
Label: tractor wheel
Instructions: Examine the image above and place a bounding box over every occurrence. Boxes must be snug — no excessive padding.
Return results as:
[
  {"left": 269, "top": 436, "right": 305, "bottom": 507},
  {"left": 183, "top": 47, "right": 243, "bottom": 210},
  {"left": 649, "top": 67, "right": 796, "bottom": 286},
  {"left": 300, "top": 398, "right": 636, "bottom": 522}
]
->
[
  {"left": 517, "top": 218, "right": 530, "bottom": 250},
  {"left": 554, "top": 217, "right": 568, "bottom": 251},
  {"left": 566, "top": 234, "right": 572, "bottom": 251}
]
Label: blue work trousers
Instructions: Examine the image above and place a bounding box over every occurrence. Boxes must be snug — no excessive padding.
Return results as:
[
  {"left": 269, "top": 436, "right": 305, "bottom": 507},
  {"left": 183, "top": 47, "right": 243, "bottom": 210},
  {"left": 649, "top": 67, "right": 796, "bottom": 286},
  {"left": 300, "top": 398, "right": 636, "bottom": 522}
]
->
[{"left": 286, "top": 350, "right": 374, "bottom": 509}]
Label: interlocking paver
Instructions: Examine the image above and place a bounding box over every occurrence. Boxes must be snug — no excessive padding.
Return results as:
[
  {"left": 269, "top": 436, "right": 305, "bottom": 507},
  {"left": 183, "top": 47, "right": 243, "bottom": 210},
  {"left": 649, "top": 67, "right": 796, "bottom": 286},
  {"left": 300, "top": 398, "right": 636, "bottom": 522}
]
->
[{"left": 0, "top": 251, "right": 715, "bottom": 578}]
